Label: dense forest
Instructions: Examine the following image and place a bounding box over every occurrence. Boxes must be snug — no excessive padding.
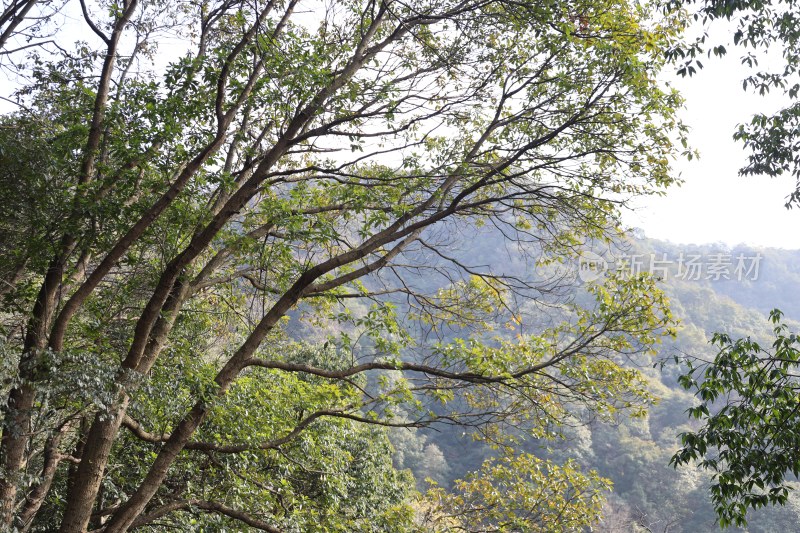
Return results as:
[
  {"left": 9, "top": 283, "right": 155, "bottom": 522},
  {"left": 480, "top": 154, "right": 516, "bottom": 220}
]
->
[
  {"left": 1, "top": 0, "right": 800, "bottom": 531},
  {"left": 386, "top": 232, "right": 800, "bottom": 532}
]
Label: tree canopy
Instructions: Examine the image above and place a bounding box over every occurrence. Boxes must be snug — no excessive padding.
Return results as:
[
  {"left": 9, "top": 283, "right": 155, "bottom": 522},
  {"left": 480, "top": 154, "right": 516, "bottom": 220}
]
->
[
  {"left": 0, "top": 0, "right": 686, "bottom": 530},
  {"left": 672, "top": 311, "right": 800, "bottom": 528}
]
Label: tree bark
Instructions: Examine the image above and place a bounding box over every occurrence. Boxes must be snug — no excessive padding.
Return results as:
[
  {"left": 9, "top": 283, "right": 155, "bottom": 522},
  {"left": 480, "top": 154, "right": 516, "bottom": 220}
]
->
[
  {"left": 0, "top": 2, "right": 138, "bottom": 526},
  {"left": 0, "top": 250, "right": 70, "bottom": 526},
  {"left": 58, "top": 397, "right": 129, "bottom": 533},
  {"left": 18, "top": 424, "right": 71, "bottom": 532}
]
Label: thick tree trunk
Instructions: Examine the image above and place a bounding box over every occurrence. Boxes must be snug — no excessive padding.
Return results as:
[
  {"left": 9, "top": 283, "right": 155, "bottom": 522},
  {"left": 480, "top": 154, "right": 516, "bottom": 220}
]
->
[
  {"left": 102, "top": 404, "right": 208, "bottom": 532},
  {"left": 0, "top": 3, "right": 137, "bottom": 526},
  {"left": 0, "top": 383, "right": 35, "bottom": 523},
  {"left": 101, "top": 272, "right": 322, "bottom": 530},
  {"left": 57, "top": 110, "right": 294, "bottom": 533},
  {"left": 57, "top": 283, "right": 190, "bottom": 531},
  {"left": 0, "top": 250, "right": 70, "bottom": 526},
  {"left": 58, "top": 397, "right": 129, "bottom": 533}
]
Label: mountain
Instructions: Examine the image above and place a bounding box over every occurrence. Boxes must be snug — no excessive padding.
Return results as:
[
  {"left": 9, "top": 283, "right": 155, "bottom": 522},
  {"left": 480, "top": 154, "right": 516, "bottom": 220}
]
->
[{"left": 390, "top": 233, "right": 800, "bottom": 532}]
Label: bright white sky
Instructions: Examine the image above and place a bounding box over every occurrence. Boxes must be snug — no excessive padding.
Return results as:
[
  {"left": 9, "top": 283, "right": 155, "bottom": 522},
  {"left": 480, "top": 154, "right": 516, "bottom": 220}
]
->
[{"left": 624, "top": 31, "right": 800, "bottom": 249}]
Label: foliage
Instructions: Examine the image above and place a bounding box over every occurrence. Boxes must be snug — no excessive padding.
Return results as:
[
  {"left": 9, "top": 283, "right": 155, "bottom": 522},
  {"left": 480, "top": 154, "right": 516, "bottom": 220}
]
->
[
  {"left": 410, "top": 235, "right": 800, "bottom": 533},
  {"left": 421, "top": 452, "right": 610, "bottom": 532},
  {"left": 672, "top": 309, "right": 800, "bottom": 528},
  {"left": 659, "top": 2, "right": 800, "bottom": 525},
  {"left": 59, "top": 344, "right": 417, "bottom": 532},
  {"left": 665, "top": 0, "right": 800, "bottom": 204},
  {"left": 0, "top": 0, "right": 688, "bottom": 530}
]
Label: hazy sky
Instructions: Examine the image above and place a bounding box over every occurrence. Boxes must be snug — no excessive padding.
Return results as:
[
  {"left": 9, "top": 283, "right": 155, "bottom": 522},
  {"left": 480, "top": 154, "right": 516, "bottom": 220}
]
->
[{"left": 624, "top": 39, "right": 800, "bottom": 250}]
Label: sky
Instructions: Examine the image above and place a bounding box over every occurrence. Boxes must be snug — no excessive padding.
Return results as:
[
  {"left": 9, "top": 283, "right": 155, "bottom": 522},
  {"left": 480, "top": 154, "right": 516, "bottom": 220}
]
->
[
  {"left": 1, "top": 6, "right": 798, "bottom": 250},
  {"left": 624, "top": 34, "right": 800, "bottom": 250}
]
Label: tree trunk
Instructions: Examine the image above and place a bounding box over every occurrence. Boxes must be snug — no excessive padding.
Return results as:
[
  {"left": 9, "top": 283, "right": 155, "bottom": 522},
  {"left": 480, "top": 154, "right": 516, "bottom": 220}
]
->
[
  {"left": 58, "top": 397, "right": 129, "bottom": 533},
  {"left": 102, "top": 404, "right": 208, "bottom": 532},
  {"left": 0, "top": 383, "right": 35, "bottom": 524},
  {"left": 0, "top": 249, "right": 69, "bottom": 526}
]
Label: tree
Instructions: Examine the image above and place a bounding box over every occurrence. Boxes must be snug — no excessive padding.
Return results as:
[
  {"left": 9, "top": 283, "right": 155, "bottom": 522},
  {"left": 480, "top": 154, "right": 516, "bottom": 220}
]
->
[
  {"left": 27, "top": 343, "right": 418, "bottom": 531},
  {"left": 0, "top": 1, "right": 67, "bottom": 60},
  {"left": 672, "top": 310, "right": 800, "bottom": 528},
  {"left": 421, "top": 452, "right": 610, "bottom": 532},
  {"left": 0, "top": 0, "right": 686, "bottom": 530}
]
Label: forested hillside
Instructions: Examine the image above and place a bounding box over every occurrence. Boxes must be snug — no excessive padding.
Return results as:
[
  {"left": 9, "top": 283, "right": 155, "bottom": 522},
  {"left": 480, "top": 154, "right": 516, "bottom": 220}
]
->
[
  {"left": 386, "top": 232, "right": 800, "bottom": 533},
  {"left": 0, "top": 0, "right": 695, "bottom": 529},
  {"left": 4, "top": 0, "right": 800, "bottom": 531}
]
